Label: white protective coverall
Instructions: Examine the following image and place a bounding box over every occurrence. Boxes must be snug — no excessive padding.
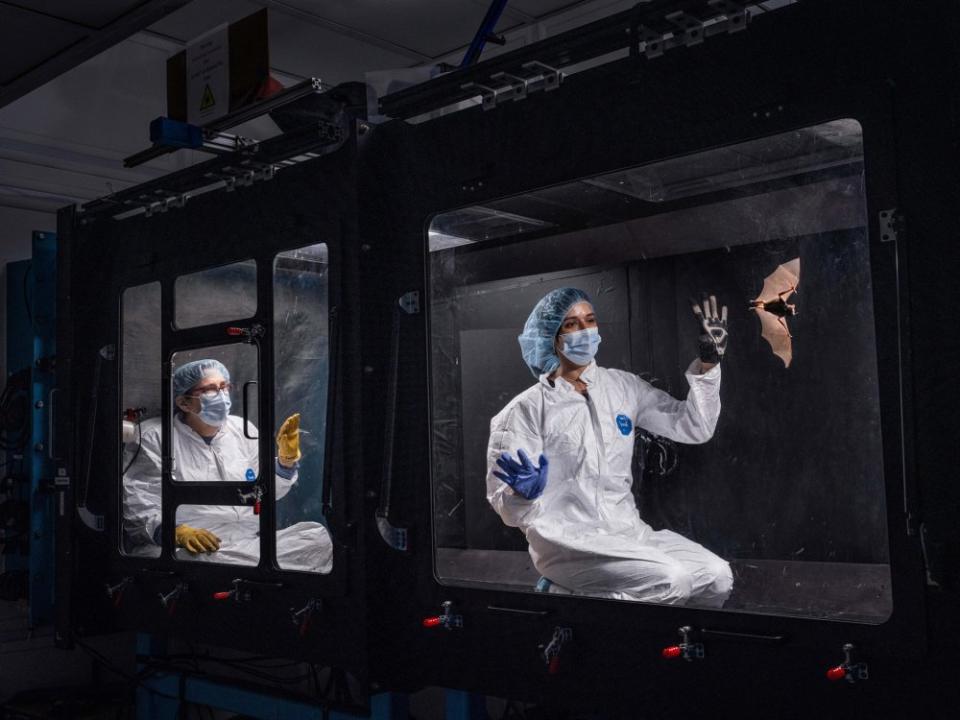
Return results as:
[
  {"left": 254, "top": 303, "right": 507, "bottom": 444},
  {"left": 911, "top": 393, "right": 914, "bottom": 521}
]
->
[
  {"left": 123, "top": 415, "right": 332, "bottom": 573},
  {"left": 486, "top": 359, "right": 732, "bottom": 606}
]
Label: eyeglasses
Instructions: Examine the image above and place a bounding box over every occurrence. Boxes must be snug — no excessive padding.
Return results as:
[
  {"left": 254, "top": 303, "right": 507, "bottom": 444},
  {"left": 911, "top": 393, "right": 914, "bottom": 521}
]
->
[{"left": 186, "top": 382, "right": 232, "bottom": 399}]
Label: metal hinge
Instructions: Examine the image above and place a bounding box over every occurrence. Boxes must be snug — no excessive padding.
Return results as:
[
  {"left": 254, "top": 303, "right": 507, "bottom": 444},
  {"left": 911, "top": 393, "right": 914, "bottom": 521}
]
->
[
  {"left": 879, "top": 208, "right": 903, "bottom": 242},
  {"left": 398, "top": 291, "right": 421, "bottom": 315}
]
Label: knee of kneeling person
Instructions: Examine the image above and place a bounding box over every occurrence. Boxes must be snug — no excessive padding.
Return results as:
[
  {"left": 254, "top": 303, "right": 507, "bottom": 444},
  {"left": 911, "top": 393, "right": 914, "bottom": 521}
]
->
[
  {"left": 661, "top": 565, "right": 694, "bottom": 604},
  {"left": 711, "top": 559, "right": 734, "bottom": 597}
]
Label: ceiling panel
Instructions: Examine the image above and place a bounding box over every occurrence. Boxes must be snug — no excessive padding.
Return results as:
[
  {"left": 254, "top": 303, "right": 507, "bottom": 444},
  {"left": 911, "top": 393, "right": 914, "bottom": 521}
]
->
[
  {"left": 268, "top": 9, "right": 420, "bottom": 85},
  {"left": 260, "top": 0, "right": 490, "bottom": 59},
  {"left": 7, "top": 0, "right": 150, "bottom": 29},
  {"left": 509, "top": 0, "right": 600, "bottom": 18},
  {"left": 0, "top": 6, "right": 89, "bottom": 86},
  {"left": 148, "top": 0, "right": 265, "bottom": 40}
]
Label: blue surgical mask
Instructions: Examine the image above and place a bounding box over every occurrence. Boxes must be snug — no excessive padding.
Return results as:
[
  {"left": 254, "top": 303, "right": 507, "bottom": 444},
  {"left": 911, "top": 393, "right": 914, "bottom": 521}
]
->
[
  {"left": 196, "top": 391, "right": 231, "bottom": 427},
  {"left": 559, "top": 327, "right": 601, "bottom": 366}
]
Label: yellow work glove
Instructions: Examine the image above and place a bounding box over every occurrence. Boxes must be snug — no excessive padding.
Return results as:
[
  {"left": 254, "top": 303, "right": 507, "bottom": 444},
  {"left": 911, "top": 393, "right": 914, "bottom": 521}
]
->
[
  {"left": 175, "top": 524, "right": 221, "bottom": 554},
  {"left": 276, "top": 412, "right": 302, "bottom": 467}
]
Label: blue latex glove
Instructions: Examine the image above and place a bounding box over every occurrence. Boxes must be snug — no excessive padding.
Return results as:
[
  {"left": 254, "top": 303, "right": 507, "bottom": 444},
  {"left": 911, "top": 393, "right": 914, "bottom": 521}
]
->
[{"left": 493, "top": 449, "right": 549, "bottom": 500}]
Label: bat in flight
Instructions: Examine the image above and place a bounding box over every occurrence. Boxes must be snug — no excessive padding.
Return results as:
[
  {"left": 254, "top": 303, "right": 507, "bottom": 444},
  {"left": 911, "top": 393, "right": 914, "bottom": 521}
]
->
[{"left": 749, "top": 257, "right": 800, "bottom": 367}]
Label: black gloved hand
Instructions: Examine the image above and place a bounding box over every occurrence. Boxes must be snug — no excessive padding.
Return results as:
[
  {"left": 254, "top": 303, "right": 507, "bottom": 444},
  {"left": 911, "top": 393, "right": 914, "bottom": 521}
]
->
[{"left": 691, "top": 294, "right": 728, "bottom": 364}]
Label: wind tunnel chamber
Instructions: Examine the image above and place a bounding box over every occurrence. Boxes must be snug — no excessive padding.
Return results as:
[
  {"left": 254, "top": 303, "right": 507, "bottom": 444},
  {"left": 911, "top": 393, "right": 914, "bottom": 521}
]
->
[
  {"left": 429, "top": 120, "right": 891, "bottom": 624},
  {"left": 55, "top": 84, "right": 374, "bottom": 680},
  {"left": 360, "top": 0, "right": 935, "bottom": 707}
]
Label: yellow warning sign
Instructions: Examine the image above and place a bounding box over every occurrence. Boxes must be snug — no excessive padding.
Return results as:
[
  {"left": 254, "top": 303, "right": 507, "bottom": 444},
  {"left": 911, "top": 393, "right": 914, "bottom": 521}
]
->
[{"left": 200, "top": 83, "right": 216, "bottom": 111}]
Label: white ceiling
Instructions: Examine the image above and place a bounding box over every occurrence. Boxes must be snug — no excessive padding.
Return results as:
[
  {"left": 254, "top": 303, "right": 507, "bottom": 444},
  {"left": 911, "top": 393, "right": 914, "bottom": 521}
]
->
[
  {"left": 0, "top": 0, "right": 798, "bottom": 220},
  {"left": 0, "top": 0, "right": 635, "bottom": 217}
]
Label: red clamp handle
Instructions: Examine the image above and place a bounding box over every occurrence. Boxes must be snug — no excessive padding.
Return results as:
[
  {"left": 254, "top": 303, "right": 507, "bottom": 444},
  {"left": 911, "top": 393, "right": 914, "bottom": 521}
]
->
[
  {"left": 662, "top": 645, "right": 683, "bottom": 659},
  {"left": 226, "top": 327, "right": 246, "bottom": 336},
  {"left": 422, "top": 616, "right": 443, "bottom": 628},
  {"left": 826, "top": 665, "right": 847, "bottom": 681},
  {"left": 213, "top": 591, "right": 234, "bottom": 601}
]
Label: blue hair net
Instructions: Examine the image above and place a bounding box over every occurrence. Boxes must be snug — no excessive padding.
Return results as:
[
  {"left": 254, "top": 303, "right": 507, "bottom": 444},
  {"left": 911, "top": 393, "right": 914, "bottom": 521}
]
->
[
  {"left": 518, "top": 287, "right": 592, "bottom": 378},
  {"left": 172, "top": 359, "right": 231, "bottom": 397}
]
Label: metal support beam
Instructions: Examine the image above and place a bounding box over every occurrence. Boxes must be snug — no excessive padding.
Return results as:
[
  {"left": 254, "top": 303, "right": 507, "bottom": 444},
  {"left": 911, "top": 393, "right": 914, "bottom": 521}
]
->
[{"left": 0, "top": 0, "right": 192, "bottom": 110}]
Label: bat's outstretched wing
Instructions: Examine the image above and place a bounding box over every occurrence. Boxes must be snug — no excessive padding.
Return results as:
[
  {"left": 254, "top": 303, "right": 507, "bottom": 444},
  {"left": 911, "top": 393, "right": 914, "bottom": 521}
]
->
[
  {"left": 755, "top": 257, "right": 801, "bottom": 303},
  {"left": 754, "top": 310, "right": 792, "bottom": 367}
]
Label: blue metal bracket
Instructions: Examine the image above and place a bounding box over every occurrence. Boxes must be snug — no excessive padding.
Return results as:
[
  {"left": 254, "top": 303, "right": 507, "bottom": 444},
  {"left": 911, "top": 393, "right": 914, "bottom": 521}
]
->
[
  {"left": 149, "top": 116, "right": 203, "bottom": 150},
  {"left": 461, "top": 0, "right": 511, "bottom": 67}
]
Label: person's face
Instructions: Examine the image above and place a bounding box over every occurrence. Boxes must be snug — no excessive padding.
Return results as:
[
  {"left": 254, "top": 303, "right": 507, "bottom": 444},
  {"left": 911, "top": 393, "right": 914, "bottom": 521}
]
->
[
  {"left": 176, "top": 370, "right": 229, "bottom": 415},
  {"left": 558, "top": 302, "right": 597, "bottom": 336},
  {"left": 555, "top": 301, "right": 597, "bottom": 353}
]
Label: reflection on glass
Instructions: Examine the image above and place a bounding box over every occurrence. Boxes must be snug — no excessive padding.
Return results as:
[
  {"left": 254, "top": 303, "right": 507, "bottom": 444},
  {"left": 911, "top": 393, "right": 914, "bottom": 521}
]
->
[
  {"left": 174, "top": 259, "right": 257, "bottom": 329},
  {"left": 429, "top": 120, "right": 892, "bottom": 622},
  {"left": 121, "top": 281, "right": 161, "bottom": 558},
  {"left": 273, "top": 243, "right": 333, "bottom": 574}
]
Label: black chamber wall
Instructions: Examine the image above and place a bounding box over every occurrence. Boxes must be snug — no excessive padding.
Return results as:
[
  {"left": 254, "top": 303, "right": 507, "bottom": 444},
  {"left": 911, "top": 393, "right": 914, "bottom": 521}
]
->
[{"left": 432, "top": 229, "right": 888, "bottom": 564}]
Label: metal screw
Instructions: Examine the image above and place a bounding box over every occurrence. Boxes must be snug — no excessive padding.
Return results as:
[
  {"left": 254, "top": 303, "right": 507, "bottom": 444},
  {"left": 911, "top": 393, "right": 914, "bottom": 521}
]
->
[{"left": 35, "top": 401, "right": 44, "bottom": 409}]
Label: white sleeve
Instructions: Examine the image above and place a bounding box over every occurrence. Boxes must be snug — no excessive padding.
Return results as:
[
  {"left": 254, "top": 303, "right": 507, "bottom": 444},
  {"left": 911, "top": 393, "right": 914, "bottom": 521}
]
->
[
  {"left": 275, "top": 460, "right": 298, "bottom": 499},
  {"left": 630, "top": 360, "right": 721, "bottom": 444},
  {"left": 122, "top": 427, "right": 163, "bottom": 545},
  {"left": 485, "top": 394, "right": 544, "bottom": 529}
]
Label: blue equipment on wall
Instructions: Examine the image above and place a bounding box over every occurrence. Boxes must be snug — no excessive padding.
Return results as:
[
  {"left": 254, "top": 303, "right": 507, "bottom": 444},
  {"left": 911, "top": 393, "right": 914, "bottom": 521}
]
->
[{"left": 1, "top": 231, "right": 57, "bottom": 628}]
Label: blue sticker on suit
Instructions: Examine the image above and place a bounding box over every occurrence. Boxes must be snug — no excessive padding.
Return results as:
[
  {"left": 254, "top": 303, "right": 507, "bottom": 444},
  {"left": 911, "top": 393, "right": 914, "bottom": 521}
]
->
[
  {"left": 245, "top": 468, "right": 256, "bottom": 481},
  {"left": 616, "top": 414, "right": 632, "bottom": 435}
]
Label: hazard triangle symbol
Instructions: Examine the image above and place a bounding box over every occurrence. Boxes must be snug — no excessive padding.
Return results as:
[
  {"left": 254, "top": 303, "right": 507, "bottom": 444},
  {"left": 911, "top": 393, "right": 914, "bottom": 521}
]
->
[{"left": 200, "top": 84, "right": 216, "bottom": 111}]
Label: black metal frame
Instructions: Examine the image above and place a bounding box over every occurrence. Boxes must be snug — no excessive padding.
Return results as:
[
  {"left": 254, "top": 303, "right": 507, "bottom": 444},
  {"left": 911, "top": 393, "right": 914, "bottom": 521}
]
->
[
  {"left": 56, "top": 105, "right": 371, "bottom": 675},
  {"left": 360, "top": 0, "right": 944, "bottom": 708}
]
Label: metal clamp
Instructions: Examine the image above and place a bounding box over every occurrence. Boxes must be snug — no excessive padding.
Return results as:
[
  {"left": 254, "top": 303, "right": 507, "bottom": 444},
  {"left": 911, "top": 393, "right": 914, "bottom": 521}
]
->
[
  {"left": 460, "top": 81, "right": 502, "bottom": 111},
  {"left": 542, "top": 626, "right": 573, "bottom": 674},
  {"left": 158, "top": 581, "right": 187, "bottom": 615},
  {"left": 490, "top": 72, "right": 529, "bottom": 102},
  {"left": 290, "top": 598, "right": 322, "bottom": 636},
  {"left": 423, "top": 600, "right": 463, "bottom": 630},
  {"left": 665, "top": 11, "right": 706, "bottom": 46},
  {"left": 827, "top": 643, "right": 869, "bottom": 683},
  {"left": 139, "top": 192, "right": 188, "bottom": 218},
  {"left": 662, "top": 625, "right": 705, "bottom": 661},
  {"left": 521, "top": 61, "right": 563, "bottom": 92},
  {"left": 707, "top": 0, "right": 750, "bottom": 34},
  {"left": 213, "top": 579, "right": 253, "bottom": 605},
  {"left": 105, "top": 577, "right": 133, "bottom": 607}
]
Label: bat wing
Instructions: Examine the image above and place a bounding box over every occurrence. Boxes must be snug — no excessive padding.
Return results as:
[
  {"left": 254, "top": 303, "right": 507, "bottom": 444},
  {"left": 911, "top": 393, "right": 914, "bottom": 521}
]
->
[
  {"left": 755, "top": 257, "right": 801, "bottom": 303},
  {"left": 755, "top": 309, "right": 792, "bottom": 367}
]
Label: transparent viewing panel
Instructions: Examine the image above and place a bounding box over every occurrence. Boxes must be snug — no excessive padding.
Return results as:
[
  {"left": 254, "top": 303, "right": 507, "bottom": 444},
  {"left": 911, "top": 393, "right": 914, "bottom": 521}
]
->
[
  {"left": 174, "top": 259, "right": 257, "bottom": 329},
  {"left": 273, "top": 243, "right": 333, "bottom": 574},
  {"left": 121, "top": 281, "right": 162, "bottom": 558},
  {"left": 174, "top": 504, "right": 259, "bottom": 567},
  {"left": 429, "top": 120, "right": 892, "bottom": 622}
]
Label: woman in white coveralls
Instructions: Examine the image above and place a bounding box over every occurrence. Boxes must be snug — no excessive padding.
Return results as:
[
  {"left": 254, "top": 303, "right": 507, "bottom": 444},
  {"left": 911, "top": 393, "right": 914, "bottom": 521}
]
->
[
  {"left": 123, "top": 358, "right": 332, "bottom": 573},
  {"left": 486, "top": 287, "right": 733, "bottom": 606}
]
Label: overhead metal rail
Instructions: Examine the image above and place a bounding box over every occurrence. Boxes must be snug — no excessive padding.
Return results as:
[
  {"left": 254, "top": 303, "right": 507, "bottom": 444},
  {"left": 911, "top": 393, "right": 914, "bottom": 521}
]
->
[
  {"left": 123, "top": 77, "right": 327, "bottom": 168},
  {"left": 379, "top": 0, "right": 790, "bottom": 119},
  {"left": 81, "top": 111, "right": 349, "bottom": 223}
]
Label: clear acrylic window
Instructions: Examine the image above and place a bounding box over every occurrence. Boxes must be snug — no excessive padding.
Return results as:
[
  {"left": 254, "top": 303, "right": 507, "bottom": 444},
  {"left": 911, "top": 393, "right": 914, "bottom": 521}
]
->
[
  {"left": 272, "top": 243, "right": 333, "bottom": 574},
  {"left": 428, "top": 119, "right": 892, "bottom": 622},
  {"left": 174, "top": 259, "right": 257, "bottom": 329},
  {"left": 120, "top": 281, "right": 162, "bottom": 558}
]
